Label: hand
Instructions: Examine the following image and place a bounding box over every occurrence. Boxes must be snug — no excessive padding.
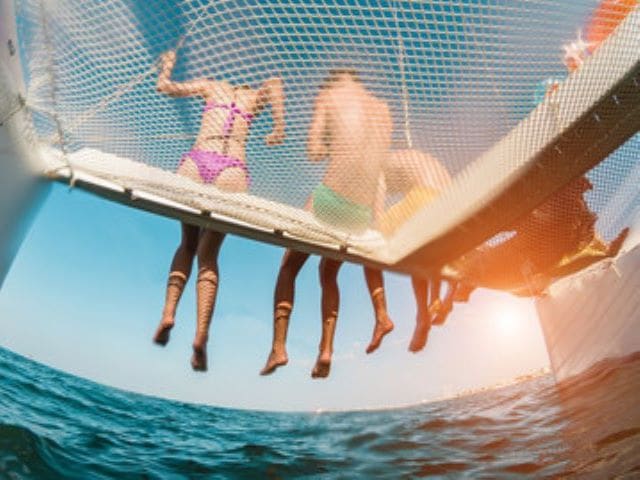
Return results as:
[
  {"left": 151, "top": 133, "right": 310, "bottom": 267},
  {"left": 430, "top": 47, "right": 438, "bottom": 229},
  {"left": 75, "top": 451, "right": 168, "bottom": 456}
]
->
[{"left": 265, "top": 129, "right": 285, "bottom": 146}]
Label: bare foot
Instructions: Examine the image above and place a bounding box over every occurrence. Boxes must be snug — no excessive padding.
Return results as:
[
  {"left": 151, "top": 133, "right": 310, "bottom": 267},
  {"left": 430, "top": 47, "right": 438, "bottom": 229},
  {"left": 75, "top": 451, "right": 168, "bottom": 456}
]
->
[
  {"left": 409, "top": 312, "right": 431, "bottom": 353},
  {"left": 153, "top": 319, "right": 174, "bottom": 346},
  {"left": 260, "top": 350, "right": 288, "bottom": 376},
  {"left": 311, "top": 352, "right": 332, "bottom": 379},
  {"left": 191, "top": 343, "right": 208, "bottom": 372},
  {"left": 366, "top": 315, "right": 394, "bottom": 354}
]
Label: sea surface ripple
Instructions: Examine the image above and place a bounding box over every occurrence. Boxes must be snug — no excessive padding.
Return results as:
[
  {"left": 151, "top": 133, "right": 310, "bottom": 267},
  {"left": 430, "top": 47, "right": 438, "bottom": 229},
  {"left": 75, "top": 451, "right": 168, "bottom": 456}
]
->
[{"left": 0, "top": 347, "right": 639, "bottom": 479}]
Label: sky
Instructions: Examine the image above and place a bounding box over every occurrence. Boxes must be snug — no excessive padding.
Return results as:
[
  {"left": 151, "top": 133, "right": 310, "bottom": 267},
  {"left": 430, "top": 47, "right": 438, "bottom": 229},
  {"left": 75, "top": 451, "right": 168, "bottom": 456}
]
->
[{"left": 0, "top": 183, "right": 550, "bottom": 412}]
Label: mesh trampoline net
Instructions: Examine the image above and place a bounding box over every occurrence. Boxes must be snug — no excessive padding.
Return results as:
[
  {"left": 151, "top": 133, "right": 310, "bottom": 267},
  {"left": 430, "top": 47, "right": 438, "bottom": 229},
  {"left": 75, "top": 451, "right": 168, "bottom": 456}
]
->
[{"left": 11, "top": 0, "right": 640, "bottom": 282}]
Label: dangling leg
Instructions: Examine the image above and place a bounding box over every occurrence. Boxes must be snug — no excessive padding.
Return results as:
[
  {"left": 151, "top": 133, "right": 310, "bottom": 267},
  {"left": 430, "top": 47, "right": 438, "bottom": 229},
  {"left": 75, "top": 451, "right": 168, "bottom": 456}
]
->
[
  {"left": 409, "top": 275, "right": 431, "bottom": 352},
  {"left": 312, "top": 258, "right": 343, "bottom": 378},
  {"left": 261, "top": 249, "right": 310, "bottom": 375},
  {"left": 191, "top": 229, "right": 225, "bottom": 372},
  {"left": 432, "top": 276, "right": 455, "bottom": 326},
  {"left": 427, "top": 275, "right": 442, "bottom": 316},
  {"left": 364, "top": 267, "right": 394, "bottom": 354},
  {"left": 153, "top": 223, "right": 199, "bottom": 346}
]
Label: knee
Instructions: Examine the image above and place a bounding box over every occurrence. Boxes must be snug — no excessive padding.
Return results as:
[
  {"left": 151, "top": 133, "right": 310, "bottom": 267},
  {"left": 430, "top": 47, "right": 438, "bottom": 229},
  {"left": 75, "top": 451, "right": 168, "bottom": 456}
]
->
[{"left": 197, "top": 267, "right": 219, "bottom": 286}]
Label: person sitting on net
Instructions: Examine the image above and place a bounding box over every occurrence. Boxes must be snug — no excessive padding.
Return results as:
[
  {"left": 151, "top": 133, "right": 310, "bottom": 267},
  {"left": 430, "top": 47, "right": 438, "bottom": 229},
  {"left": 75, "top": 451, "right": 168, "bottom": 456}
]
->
[
  {"left": 375, "top": 148, "right": 454, "bottom": 352},
  {"left": 260, "top": 69, "right": 393, "bottom": 379},
  {"left": 448, "top": 176, "right": 629, "bottom": 303},
  {"left": 152, "top": 50, "right": 285, "bottom": 371}
]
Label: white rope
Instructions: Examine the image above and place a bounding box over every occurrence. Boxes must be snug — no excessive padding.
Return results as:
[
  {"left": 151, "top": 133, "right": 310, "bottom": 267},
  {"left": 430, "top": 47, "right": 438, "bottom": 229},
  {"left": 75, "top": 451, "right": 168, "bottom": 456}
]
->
[
  {"left": 46, "top": 4, "right": 209, "bottom": 141},
  {"left": 0, "top": 94, "right": 25, "bottom": 126},
  {"left": 38, "top": 0, "right": 74, "bottom": 185},
  {"left": 392, "top": 1, "right": 412, "bottom": 149}
]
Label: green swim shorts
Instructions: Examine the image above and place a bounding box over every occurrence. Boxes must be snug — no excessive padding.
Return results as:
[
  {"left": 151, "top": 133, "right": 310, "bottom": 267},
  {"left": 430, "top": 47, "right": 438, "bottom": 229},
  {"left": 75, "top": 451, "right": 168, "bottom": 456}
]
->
[{"left": 312, "top": 184, "right": 373, "bottom": 232}]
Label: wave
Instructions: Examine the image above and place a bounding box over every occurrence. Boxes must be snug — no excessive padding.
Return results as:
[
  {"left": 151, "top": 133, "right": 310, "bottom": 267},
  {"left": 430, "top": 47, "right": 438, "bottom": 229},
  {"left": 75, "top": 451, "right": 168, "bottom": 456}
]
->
[{"left": 0, "top": 347, "right": 639, "bottom": 478}]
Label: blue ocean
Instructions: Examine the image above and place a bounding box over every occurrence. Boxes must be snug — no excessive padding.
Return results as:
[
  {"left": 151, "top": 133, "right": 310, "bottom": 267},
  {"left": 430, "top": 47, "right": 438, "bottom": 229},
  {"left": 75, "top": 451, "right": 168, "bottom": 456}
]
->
[{"left": 1, "top": 347, "right": 639, "bottom": 479}]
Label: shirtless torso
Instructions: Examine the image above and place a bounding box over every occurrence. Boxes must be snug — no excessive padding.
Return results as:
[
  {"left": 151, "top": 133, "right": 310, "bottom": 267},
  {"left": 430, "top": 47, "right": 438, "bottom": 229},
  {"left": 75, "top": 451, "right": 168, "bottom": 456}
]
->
[{"left": 308, "top": 74, "right": 392, "bottom": 209}]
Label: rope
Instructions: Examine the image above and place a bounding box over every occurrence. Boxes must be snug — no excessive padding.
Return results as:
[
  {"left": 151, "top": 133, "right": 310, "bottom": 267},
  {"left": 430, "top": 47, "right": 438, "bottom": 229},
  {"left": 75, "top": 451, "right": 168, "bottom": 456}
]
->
[
  {"left": 45, "top": 3, "right": 210, "bottom": 140},
  {"left": 39, "top": 0, "right": 74, "bottom": 186},
  {"left": 391, "top": 1, "right": 412, "bottom": 149},
  {"left": 0, "top": 94, "right": 25, "bottom": 126}
]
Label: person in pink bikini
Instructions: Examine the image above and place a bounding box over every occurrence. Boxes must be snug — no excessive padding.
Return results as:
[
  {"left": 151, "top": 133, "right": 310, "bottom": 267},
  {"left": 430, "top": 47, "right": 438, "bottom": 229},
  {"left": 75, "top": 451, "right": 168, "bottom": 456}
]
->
[{"left": 152, "top": 50, "right": 285, "bottom": 371}]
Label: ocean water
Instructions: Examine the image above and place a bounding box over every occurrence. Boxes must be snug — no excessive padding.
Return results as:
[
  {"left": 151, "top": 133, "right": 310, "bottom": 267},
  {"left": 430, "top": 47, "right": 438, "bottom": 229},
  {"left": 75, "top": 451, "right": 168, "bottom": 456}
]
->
[{"left": 0, "top": 347, "right": 639, "bottom": 479}]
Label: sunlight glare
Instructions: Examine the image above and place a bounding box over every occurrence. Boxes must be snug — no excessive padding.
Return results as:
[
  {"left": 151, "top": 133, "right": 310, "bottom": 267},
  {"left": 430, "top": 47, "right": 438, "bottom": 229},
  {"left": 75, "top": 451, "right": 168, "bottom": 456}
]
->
[{"left": 495, "top": 305, "right": 522, "bottom": 337}]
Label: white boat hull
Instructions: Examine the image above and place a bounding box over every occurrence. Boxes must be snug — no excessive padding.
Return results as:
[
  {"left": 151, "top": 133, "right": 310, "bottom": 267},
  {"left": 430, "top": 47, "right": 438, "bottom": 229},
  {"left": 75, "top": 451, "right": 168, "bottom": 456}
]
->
[
  {"left": 0, "top": 1, "right": 48, "bottom": 287},
  {"left": 537, "top": 237, "right": 640, "bottom": 382}
]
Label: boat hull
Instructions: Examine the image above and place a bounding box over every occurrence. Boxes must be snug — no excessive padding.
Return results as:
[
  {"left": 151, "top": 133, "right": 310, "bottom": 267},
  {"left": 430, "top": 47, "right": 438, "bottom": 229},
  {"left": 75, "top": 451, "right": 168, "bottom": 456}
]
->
[{"left": 537, "top": 237, "right": 640, "bottom": 382}]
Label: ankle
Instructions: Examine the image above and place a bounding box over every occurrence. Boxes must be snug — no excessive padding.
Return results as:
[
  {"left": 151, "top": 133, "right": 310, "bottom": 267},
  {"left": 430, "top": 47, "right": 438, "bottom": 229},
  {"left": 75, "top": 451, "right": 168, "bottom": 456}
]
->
[
  {"left": 193, "top": 336, "right": 208, "bottom": 349},
  {"left": 271, "top": 345, "right": 287, "bottom": 356}
]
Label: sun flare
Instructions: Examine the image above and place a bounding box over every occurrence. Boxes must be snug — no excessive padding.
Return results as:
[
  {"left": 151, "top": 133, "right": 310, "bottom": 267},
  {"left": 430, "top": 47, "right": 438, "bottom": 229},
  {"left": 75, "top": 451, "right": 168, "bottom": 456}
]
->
[{"left": 495, "top": 307, "right": 522, "bottom": 337}]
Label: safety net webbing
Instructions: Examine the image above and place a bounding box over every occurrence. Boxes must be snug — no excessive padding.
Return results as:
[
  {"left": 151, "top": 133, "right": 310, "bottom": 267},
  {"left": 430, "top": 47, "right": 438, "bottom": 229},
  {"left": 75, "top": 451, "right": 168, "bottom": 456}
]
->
[{"left": 11, "top": 0, "right": 640, "bottom": 278}]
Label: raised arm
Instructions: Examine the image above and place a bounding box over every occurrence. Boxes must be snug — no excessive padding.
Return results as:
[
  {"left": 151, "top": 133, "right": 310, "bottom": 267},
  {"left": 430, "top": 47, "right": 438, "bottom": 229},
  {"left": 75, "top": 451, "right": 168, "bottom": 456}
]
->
[
  {"left": 256, "top": 77, "right": 286, "bottom": 146},
  {"left": 156, "top": 51, "right": 211, "bottom": 98},
  {"left": 307, "top": 90, "right": 330, "bottom": 162}
]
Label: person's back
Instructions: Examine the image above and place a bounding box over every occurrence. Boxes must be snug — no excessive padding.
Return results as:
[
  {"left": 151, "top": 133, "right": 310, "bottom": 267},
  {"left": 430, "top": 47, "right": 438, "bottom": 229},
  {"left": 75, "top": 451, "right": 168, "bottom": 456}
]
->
[{"left": 308, "top": 71, "right": 391, "bottom": 212}]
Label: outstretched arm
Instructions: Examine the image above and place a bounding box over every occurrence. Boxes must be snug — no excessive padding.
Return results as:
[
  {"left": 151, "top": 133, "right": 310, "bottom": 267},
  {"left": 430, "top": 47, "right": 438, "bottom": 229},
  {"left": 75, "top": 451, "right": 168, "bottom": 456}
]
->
[
  {"left": 307, "top": 91, "right": 329, "bottom": 162},
  {"left": 256, "top": 77, "right": 286, "bottom": 146},
  {"left": 156, "top": 51, "right": 211, "bottom": 98}
]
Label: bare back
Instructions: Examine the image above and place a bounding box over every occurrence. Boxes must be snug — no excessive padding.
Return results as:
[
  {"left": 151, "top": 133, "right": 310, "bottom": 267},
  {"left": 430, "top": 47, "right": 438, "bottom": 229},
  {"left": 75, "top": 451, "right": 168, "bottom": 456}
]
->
[
  {"left": 158, "top": 52, "right": 284, "bottom": 154},
  {"left": 194, "top": 82, "right": 260, "bottom": 162},
  {"left": 309, "top": 79, "right": 392, "bottom": 207}
]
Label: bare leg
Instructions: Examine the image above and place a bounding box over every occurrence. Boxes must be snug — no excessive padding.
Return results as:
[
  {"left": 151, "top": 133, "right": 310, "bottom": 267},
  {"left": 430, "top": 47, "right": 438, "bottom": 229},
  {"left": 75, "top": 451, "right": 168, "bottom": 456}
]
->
[
  {"left": 428, "top": 276, "right": 442, "bottom": 313},
  {"left": 261, "top": 249, "right": 310, "bottom": 375},
  {"left": 432, "top": 277, "right": 454, "bottom": 326},
  {"left": 215, "top": 167, "right": 249, "bottom": 193},
  {"left": 176, "top": 157, "right": 203, "bottom": 184},
  {"left": 191, "top": 229, "right": 225, "bottom": 372},
  {"left": 364, "top": 267, "right": 394, "bottom": 354},
  {"left": 409, "top": 275, "right": 431, "bottom": 352},
  {"left": 154, "top": 223, "right": 199, "bottom": 346},
  {"left": 313, "top": 258, "right": 342, "bottom": 378}
]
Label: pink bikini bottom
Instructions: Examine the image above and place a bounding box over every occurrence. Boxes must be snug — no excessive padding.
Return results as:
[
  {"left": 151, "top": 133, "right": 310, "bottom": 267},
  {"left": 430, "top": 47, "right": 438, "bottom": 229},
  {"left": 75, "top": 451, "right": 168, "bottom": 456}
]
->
[{"left": 180, "top": 149, "right": 250, "bottom": 185}]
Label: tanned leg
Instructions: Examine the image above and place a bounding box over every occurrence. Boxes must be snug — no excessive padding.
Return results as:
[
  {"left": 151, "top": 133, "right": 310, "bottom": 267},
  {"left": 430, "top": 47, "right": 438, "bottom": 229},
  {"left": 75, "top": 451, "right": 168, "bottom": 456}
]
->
[
  {"left": 409, "top": 275, "right": 431, "bottom": 352},
  {"left": 191, "top": 229, "right": 225, "bottom": 372},
  {"left": 313, "top": 258, "right": 342, "bottom": 378},
  {"left": 428, "top": 275, "right": 442, "bottom": 314},
  {"left": 432, "top": 278, "right": 455, "bottom": 326},
  {"left": 364, "top": 267, "right": 394, "bottom": 354},
  {"left": 153, "top": 223, "right": 199, "bottom": 346},
  {"left": 260, "top": 249, "right": 310, "bottom": 375}
]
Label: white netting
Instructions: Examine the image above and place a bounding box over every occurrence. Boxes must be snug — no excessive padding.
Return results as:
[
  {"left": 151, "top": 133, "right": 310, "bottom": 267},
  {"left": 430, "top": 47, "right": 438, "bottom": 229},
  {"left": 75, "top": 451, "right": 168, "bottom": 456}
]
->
[{"left": 12, "top": 0, "right": 640, "bottom": 267}]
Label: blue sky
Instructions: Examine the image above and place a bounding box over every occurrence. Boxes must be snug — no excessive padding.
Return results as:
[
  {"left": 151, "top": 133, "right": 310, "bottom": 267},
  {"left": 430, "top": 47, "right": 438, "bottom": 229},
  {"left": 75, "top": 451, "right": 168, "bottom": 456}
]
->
[{"left": 0, "top": 183, "right": 549, "bottom": 411}]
